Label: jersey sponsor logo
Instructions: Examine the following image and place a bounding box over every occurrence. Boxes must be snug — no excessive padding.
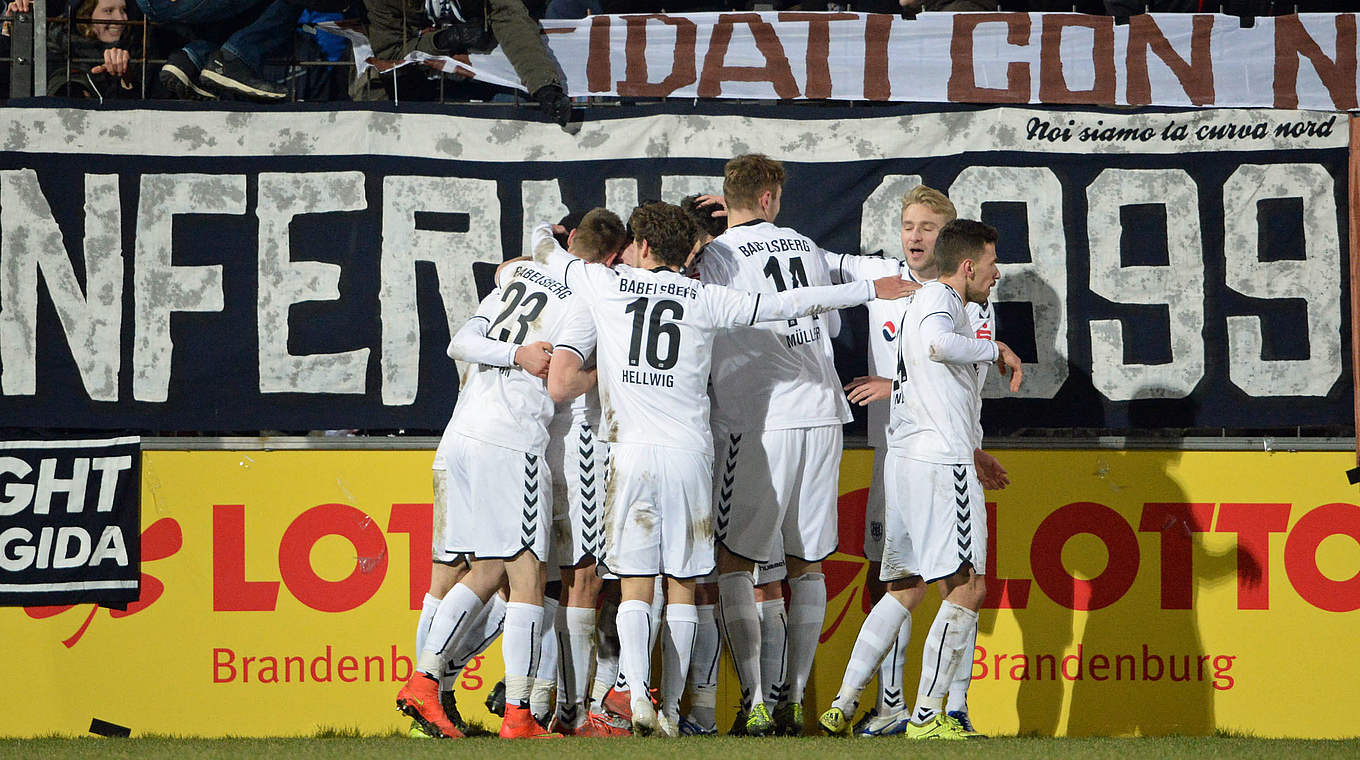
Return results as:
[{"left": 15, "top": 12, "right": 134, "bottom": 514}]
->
[
  {"left": 881, "top": 321, "right": 897, "bottom": 342},
  {"left": 975, "top": 327, "right": 992, "bottom": 340}
]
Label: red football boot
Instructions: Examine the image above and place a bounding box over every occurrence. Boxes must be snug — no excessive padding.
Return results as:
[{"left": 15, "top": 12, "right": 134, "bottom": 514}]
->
[
  {"left": 396, "top": 674, "right": 464, "bottom": 738},
  {"left": 500, "top": 704, "right": 562, "bottom": 738}
]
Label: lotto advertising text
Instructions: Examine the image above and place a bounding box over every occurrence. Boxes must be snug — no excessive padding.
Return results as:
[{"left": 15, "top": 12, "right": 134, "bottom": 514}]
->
[{"left": 3, "top": 449, "right": 1356, "bottom": 737}]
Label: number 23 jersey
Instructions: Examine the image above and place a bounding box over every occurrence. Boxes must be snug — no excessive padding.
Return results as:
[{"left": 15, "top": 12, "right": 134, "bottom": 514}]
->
[{"left": 448, "top": 260, "right": 575, "bottom": 453}]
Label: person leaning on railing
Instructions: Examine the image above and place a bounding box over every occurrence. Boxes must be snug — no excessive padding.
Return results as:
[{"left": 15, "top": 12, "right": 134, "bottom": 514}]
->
[
  {"left": 3, "top": 0, "right": 142, "bottom": 98},
  {"left": 362, "top": 0, "right": 571, "bottom": 124}
]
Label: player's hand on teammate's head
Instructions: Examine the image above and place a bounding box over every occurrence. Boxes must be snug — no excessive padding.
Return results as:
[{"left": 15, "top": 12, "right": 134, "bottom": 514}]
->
[
  {"left": 695, "top": 194, "right": 728, "bottom": 217},
  {"left": 515, "top": 341, "right": 553, "bottom": 379},
  {"left": 994, "top": 341, "right": 1023, "bottom": 392},
  {"left": 843, "top": 375, "right": 891, "bottom": 405},
  {"left": 872, "top": 275, "right": 921, "bottom": 300},
  {"left": 973, "top": 448, "right": 1010, "bottom": 490}
]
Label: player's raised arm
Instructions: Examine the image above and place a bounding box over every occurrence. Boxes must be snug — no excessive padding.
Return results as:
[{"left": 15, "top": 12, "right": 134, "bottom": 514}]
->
[
  {"left": 822, "top": 249, "right": 912, "bottom": 285},
  {"left": 446, "top": 290, "right": 518, "bottom": 365}
]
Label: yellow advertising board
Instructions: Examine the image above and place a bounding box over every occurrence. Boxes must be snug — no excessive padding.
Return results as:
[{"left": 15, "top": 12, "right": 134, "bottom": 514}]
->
[{"left": 3, "top": 448, "right": 1358, "bottom": 737}]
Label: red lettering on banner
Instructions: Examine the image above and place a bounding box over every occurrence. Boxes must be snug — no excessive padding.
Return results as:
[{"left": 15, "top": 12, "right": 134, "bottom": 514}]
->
[
  {"left": 461, "top": 655, "right": 484, "bottom": 691},
  {"left": 862, "top": 12, "right": 892, "bottom": 101},
  {"left": 1273, "top": 14, "right": 1357, "bottom": 110},
  {"left": 1214, "top": 502, "right": 1290, "bottom": 610},
  {"left": 278, "top": 504, "right": 388, "bottom": 613},
  {"left": 1039, "top": 14, "right": 1116, "bottom": 105},
  {"left": 586, "top": 14, "right": 612, "bottom": 92},
  {"left": 1138, "top": 502, "right": 1214, "bottom": 610},
  {"left": 1125, "top": 14, "right": 1214, "bottom": 106},
  {"left": 213, "top": 648, "right": 235, "bottom": 683},
  {"left": 311, "top": 645, "right": 333, "bottom": 682},
  {"left": 983, "top": 500, "right": 1031, "bottom": 609},
  {"left": 618, "top": 14, "right": 697, "bottom": 97},
  {"left": 778, "top": 12, "right": 855, "bottom": 99},
  {"left": 698, "top": 13, "right": 800, "bottom": 98},
  {"left": 1284, "top": 502, "right": 1360, "bottom": 612},
  {"left": 1031, "top": 502, "right": 1139, "bottom": 611},
  {"left": 212, "top": 505, "right": 280, "bottom": 612},
  {"left": 387, "top": 503, "right": 433, "bottom": 611},
  {"left": 948, "top": 13, "right": 1030, "bottom": 104},
  {"left": 338, "top": 655, "right": 359, "bottom": 683},
  {"left": 392, "top": 645, "right": 412, "bottom": 682}
]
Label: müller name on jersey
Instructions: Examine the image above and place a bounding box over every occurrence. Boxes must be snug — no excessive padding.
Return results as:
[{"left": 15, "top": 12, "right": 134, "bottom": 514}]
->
[
  {"left": 621, "top": 368, "right": 676, "bottom": 387},
  {"left": 617, "top": 277, "right": 698, "bottom": 299},
  {"left": 511, "top": 264, "right": 573, "bottom": 299},
  {"left": 736, "top": 237, "right": 812, "bottom": 257}
]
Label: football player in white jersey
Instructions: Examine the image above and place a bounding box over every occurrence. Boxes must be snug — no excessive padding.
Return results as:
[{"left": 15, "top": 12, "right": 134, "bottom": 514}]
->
[
  {"left": 699, "top": 155, "right": 905, "bottom": 735},
  {"left": 396, "top": 251, "right": 584, "bottom": 740},
  {"left": 837, "top": 185, "right": 1006, "bottom": 736},
  {"left": 823, "top": 219, "right": 1022, "bottom": 741},
  {"left": 538, "top": 210, "right": 635, "bottom": 737},
  {"left": 542, "top": 201, "right": 915, "bottom": 736}
]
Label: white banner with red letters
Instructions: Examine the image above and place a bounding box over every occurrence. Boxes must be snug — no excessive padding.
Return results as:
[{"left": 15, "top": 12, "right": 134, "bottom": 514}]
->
[{"left": 329, "top": 12, "right": 1360, "bottom": 111}]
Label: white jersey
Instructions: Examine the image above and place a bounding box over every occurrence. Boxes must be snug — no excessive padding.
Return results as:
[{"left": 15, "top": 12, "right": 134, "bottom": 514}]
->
[
  {"left": 887, "top": 281, "right": 999, "bottom": 464},
  {"left": 445, "top": 260, "right": 575, "bottom": 454},
  {"left": 701, "top": 220, "right": 899, "bottom": 433},
  {"left": 866, "top": 267, "right": 994, "bottom": 448},
  {"left": 538, "top": 227, "right": 878, "bottom": 457}
]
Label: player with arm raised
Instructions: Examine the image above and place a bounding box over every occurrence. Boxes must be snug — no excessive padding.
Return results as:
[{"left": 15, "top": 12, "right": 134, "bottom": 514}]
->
[
  {"left": 821, "top": 219, "right": 1021, "bottom": 740},
  {"left": 544, "top": 201, "right": 914, "bottom": 736},
  {"left": 397, "top": 250, "right": 580, "bottom": 740},
  {"left": 699, "top": 155, "right": 910, "bottom": 735}
]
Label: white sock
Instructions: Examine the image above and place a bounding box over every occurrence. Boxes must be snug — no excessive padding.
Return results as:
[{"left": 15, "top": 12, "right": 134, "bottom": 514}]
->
[
  {"left": 532, "top": 597, "right": 560, "bottom": 722},
  {"left": 649, "top": 576, "right": 666, "bottom": 649},
  {"left": 559, "top": 606, "right": 595, "bottom": 726},
  {"left": 786, "top": 572, "right": 826, "bottom": 705},
  {"left": 757, "top": 598, "right": 787, "bottom": 710},
  {"left": 661, "top": 603, "right": 698, "bottom": 722},
  {"left": 416, "top": 592, "right": 441, "bottom": 656},
  {"left": 833, "top": 593, "right": 909, "bottom": 714},
  {"left": 447, "top": 593, "right": 506, "bottom": 665},
  {"left": 717, "top": 571, "right": 763, "bottom": 710},
  {"left": 946, "top": 622, "right": 978, "bottom": 714},
  {"left": 502, "top": 602, "right": 544, "bottom": 709},
  {"left": 593, "top": 598, "right": 621, "bottom": 707},
  {"left": 876, "top": 606, "right": 912, "bottom": 714},
  {"left": 418, "top": 584, "right": 484, "bottom": 676},
  {"left": 912, "top": 601, "right": 977, "bottom": 724},
  {"left": 616, "top": 599, "right": 653, "bottom": 703},
  {"left": 687, "top": 604, "right": 721, "bottom": 729}
]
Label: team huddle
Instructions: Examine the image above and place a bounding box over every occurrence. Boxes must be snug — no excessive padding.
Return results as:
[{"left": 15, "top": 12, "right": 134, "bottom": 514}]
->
[{"left": 395, "top": 154, "right": 1023, "bottom": 740}]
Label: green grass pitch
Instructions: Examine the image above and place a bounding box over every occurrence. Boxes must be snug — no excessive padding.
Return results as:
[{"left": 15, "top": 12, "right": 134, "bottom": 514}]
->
[{"left": 2, "top": 735, "right": 1359, "bottom": 759}]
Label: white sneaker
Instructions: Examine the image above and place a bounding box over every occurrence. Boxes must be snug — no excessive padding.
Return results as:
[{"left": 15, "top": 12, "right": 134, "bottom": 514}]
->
[
  {"left": 631, "top": 696, "right": 658, "bottom": 736},
  {"left": 856, "top": 708, "right": 910, "bottom": 737},
  {"left": 657, "top": 712, "right": 680, "bottom": 738}
]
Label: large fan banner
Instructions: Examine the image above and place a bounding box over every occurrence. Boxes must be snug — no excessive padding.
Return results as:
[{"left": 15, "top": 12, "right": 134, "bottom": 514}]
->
[
  {"left": 0, "top": 435, "right": 141, "bottom": 606},
  {"left": 326, "top": 12, "right": 1360, "bottom": 111},
  {"left": 0, "top": 103, "right": 1348, "bottom": 433}
]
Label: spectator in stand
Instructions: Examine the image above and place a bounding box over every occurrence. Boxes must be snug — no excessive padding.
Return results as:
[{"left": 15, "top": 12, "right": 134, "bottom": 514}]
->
[
  {"left": 361, "top": 0, "right": 571, "bottom": 124},
  {"left": 3, "top": 0, "right": 143, "bottom": 97},
  {"left": 142, "top": 0, "right": 304, "bottom": 102}
]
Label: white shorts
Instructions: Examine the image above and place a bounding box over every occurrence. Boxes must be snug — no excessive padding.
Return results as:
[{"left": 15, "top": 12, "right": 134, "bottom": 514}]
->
[
  {"left": 882, "top": 454, "right": 986, "bottom": 584},
  {"left": 430, "top": 470, "right": 469, "bottom": 565},
  {"left": 755, "top": 534, "right": 787, "bottom": 586},
  {"left": 599, "top": 443, "right": 714, "bottom": 579},
  {"left": 864, "top": 447, "right": 887, "bottom": 563},
  {"left": 438, "top": 432, "right": 552, "bottom": 562},
  {"left": 548, "top": 420, "right": 608, "bottom": 568},
  {"left": 715, "top": 425, "right": 842, "bottom": 564}
]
